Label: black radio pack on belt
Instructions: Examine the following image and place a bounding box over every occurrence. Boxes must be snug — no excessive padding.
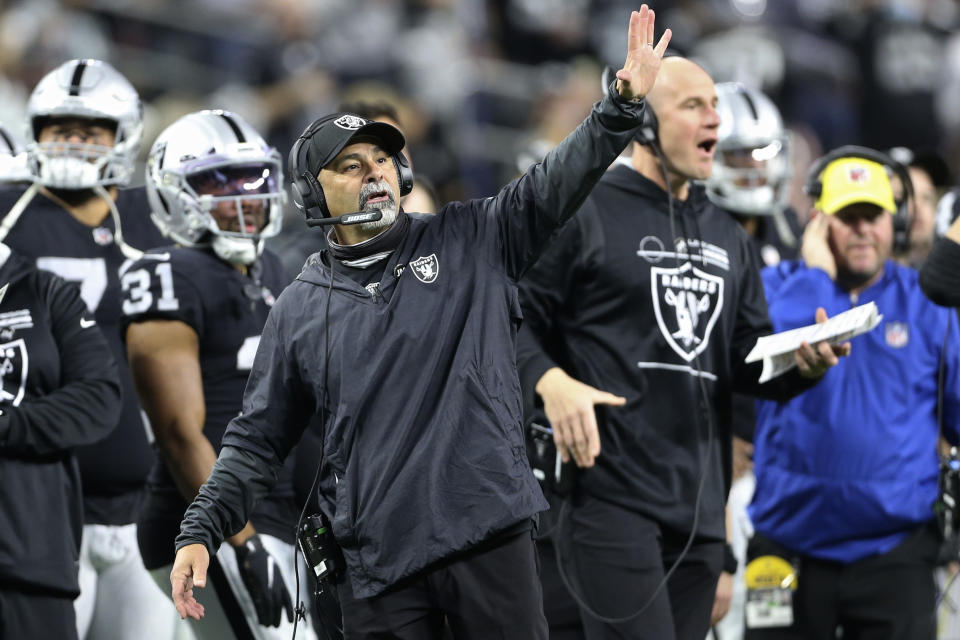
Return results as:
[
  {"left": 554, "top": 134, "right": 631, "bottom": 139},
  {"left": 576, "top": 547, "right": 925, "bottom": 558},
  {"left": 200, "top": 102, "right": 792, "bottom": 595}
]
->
[
  {"left": 298, "top": 512, "right": 345, "bottom": 587},
  {"left": 525, "top": 419, "right": 577, "bottom": 497}
]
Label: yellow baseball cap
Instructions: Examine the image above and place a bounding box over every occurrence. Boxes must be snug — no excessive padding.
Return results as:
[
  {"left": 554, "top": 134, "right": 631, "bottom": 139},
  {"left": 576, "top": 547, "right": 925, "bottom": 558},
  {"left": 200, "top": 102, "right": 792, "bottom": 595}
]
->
[{"left": 815, "top": 157, "right": 897, "bottom": 215}]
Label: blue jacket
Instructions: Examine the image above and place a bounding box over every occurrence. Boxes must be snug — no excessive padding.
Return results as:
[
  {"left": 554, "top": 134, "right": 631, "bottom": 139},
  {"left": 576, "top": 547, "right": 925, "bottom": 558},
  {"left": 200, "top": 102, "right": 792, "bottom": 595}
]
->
[{"left": 749, "top": 260, "right": 960, "bottom": 562}]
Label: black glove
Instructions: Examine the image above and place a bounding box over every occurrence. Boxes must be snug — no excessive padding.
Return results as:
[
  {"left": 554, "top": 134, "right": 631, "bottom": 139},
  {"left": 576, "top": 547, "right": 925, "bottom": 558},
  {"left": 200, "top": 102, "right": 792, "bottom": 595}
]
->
[{"left": 234, "top": 534, "right": 294, "bottom": 627}]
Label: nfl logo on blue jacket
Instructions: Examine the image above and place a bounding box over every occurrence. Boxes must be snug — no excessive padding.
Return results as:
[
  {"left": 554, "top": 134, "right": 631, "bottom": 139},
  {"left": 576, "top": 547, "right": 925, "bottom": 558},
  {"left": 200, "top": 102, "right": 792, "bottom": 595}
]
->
[{"left": 885, "top": 322, "right": 909, "bottom": 348}]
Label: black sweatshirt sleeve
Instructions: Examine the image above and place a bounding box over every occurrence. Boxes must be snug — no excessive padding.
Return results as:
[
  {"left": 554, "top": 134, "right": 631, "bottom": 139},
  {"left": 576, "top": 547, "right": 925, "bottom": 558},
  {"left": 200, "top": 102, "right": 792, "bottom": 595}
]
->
[
  {"left": 0, "top": 273, "right": 121, "bottom": 456},
  {"left": 729, "top": 234, "right": 819, "bottom": 401},
  {"left": 736, "top": 361, "right": 820, "bottom": 402},
  {"left": 920, "top": 238, "right": 960, "bottom": 307},
  {"left": 516, "top": 215, "right": 588, "bottom": 397}
]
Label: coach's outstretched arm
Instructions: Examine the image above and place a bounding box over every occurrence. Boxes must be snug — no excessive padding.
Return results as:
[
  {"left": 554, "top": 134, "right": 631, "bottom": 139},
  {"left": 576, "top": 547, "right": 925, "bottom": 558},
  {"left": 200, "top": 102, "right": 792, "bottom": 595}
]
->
[{"left": 169, "top": 306, "right": 312, "bottom": 621}]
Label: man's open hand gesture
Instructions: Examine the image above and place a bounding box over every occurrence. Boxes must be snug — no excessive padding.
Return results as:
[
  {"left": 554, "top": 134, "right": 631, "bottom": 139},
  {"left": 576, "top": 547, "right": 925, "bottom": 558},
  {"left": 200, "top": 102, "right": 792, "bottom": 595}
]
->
[
  {"left": 536, "top": 367, "right": 627, "bottom": 468},
  {"left": 616, "top": 5, "right": 672, "bottom": 101},
  {"left": 171, "top": 543, "right": 209, "bottom": 621}
]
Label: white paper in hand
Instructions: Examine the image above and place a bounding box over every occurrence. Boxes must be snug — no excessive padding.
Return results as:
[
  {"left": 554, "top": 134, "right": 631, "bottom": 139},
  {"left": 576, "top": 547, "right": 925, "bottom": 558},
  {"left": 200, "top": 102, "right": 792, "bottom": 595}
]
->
[{"left": 746, "top": 302, "right": 882, "bottom": 383}]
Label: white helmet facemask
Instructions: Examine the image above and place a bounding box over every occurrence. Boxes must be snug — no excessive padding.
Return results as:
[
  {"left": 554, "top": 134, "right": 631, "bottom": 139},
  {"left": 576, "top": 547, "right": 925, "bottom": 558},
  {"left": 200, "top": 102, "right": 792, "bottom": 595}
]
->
[
  {"left": 710, "top": 140, "right": 789, "bottom": 216},
  {"left": 25, "top": 59, "right": 142, "bottom": 190},
  {"left": 707, "top": 83, "right": 791, "bottom": 218},
  {"left": 34, "top": 142, "right": 112, "bottom": 189},
  {"left": 193, "top": 190, "right": 277, "bottom": 266}
]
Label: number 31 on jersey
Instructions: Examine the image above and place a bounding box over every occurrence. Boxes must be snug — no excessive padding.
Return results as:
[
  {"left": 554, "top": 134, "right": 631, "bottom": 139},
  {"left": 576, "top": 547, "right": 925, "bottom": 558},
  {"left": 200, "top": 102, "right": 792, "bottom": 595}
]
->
[{"left": 121, "top": 262, "right": 180, "bottom": 315}]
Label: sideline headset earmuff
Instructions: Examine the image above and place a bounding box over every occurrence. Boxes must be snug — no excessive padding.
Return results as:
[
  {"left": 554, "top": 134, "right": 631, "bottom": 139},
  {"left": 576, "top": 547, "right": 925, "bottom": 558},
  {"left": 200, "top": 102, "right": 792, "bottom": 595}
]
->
[
  {"left": 287, "top": 114, "right": 414, "bottom": 223},
  {"left": 635, "top": 103, "right": 660, "bottom": 149},
  {"left": 803, "top": 145, "right": 914, "bottom": 254}
]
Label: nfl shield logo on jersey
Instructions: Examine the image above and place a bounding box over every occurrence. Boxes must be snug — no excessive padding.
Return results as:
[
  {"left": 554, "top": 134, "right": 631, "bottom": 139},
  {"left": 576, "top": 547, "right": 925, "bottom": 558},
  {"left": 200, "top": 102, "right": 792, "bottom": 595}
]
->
[
  {"left": 885, "top": 321, "right": 909, "bottom": 348},
  {"left": 0, "top": 338, "right": 27, "bottom": 406},
  {"left": 92, "top": 227, "right": 114, "bottom": 246},
  {"left": 651, "top": 262, "right": 724, "bottom": 362},
  {"left": 410, "top": 254, "right": 439, "bottom": 284}
]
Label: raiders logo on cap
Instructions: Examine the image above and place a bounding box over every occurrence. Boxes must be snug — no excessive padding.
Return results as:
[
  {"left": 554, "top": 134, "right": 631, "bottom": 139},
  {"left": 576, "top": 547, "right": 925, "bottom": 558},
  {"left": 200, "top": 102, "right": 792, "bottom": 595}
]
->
[{"left": 334, "top": 115, "right": 367, "bottom": 130}]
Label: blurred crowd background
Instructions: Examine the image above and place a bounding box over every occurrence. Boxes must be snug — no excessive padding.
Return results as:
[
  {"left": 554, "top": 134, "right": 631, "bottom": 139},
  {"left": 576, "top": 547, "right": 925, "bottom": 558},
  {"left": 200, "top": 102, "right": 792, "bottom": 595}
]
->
[{"left": 0, "top": 0, "right": 957, "bottom": 238}]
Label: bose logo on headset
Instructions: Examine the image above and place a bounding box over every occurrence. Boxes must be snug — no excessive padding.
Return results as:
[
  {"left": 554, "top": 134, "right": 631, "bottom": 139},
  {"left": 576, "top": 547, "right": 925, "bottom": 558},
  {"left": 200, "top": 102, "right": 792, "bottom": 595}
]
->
[
  {"left": 287, "top": 112, "right": 414, "bottom": 223},
  {"left": 803, "top": 145, "right": 914, "bottom": 254}
]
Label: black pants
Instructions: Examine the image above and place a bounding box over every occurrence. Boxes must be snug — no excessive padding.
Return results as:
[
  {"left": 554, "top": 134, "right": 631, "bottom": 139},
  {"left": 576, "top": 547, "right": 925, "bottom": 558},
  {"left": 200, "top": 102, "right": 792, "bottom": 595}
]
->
[
  {"left": 744, "top": 525, "right": 939, "bottom": 640},
  {"left": 336, "top": 528, "right": 547, "bottom": 639},
  {"left": 557, "top": 495, "right": 723, "bottom": 640},
  {"left": 538, "top": 537, "right": 587, "bottom": 640},
  {"left": 0, "top": 588, "right": 78, "bottom": 639}
]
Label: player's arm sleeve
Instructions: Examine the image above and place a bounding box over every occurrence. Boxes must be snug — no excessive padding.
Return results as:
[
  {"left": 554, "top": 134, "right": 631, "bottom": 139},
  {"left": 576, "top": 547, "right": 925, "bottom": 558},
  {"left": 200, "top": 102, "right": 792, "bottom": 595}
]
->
[
  {"left": 517, "top": 215, "right": 586, "bottom": 396},
  {"left": 919, "top": 238, "right": 960, "bottom": 307},
  {"left": 455, "top": 80, "right": 642, "bottom": 281},
  {"left": 177, "top": 304, "right": 313, "bottom": 553},
  {"left": 0, "top": 274, "right": 121, "bottom": 456}
]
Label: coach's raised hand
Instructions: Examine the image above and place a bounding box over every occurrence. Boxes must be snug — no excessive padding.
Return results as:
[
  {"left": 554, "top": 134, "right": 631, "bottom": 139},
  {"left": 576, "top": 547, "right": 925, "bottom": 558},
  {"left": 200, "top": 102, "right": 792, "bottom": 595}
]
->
[{"left": 616, "top": 5, "right": 672, "bottom": 101}]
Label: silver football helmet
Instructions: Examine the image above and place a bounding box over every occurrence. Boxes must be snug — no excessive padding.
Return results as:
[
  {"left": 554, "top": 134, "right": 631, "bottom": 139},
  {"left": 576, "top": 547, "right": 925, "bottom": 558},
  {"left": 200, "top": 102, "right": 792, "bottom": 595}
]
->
[
  {"left": 25, "top": 59, "right": 142, "bottom": 189},
  {"left": 146, "top": 109, "right": 284, "bottom": 265},
  {"left": 706, "top": 82, "right": 790, "bottom": 216}
]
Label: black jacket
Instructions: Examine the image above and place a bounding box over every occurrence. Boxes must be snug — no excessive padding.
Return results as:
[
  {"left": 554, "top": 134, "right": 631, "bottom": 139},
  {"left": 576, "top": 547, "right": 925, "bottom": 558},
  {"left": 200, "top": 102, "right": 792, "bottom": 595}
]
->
[
  {"left": 919, "top": 237, "right": 960, "bottom": 307},
  {"left": 517, "top": 165, "right": 815, "bottom": 540},
  {"left": 0, "top": 245, "right": 120, "bottom": 595},
  {"left": 0, "top": 186, "right": 165, "bottom": 524},
  {"left": 176, "top": 88, "right": 646, "bottom": 598}
]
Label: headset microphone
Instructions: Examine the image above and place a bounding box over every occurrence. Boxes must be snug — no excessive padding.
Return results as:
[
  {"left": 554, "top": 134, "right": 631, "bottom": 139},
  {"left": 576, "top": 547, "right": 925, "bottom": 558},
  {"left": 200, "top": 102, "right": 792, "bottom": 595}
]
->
[{"left": 305, "top": 210, "right": 383, "bottom": 227}]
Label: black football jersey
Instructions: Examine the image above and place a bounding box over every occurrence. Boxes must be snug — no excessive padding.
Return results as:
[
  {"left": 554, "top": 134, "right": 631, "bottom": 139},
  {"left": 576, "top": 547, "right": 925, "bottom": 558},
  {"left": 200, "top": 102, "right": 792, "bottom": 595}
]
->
[
  {"left": 0, "top": 186, "right": 166, "bottom": 524},
  {"left": 122, "top": 246, "right": 298, "bottom": 555}
]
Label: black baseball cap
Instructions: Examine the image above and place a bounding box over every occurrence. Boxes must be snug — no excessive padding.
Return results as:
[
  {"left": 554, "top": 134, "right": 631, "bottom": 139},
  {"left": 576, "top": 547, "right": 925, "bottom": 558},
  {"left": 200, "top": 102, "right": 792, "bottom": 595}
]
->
[
  {"left": 302, "top": 113, "right": 406, "bottom": 175},
  {"left": 888, "top": 146, "right": 952, "bottom": 187}
]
